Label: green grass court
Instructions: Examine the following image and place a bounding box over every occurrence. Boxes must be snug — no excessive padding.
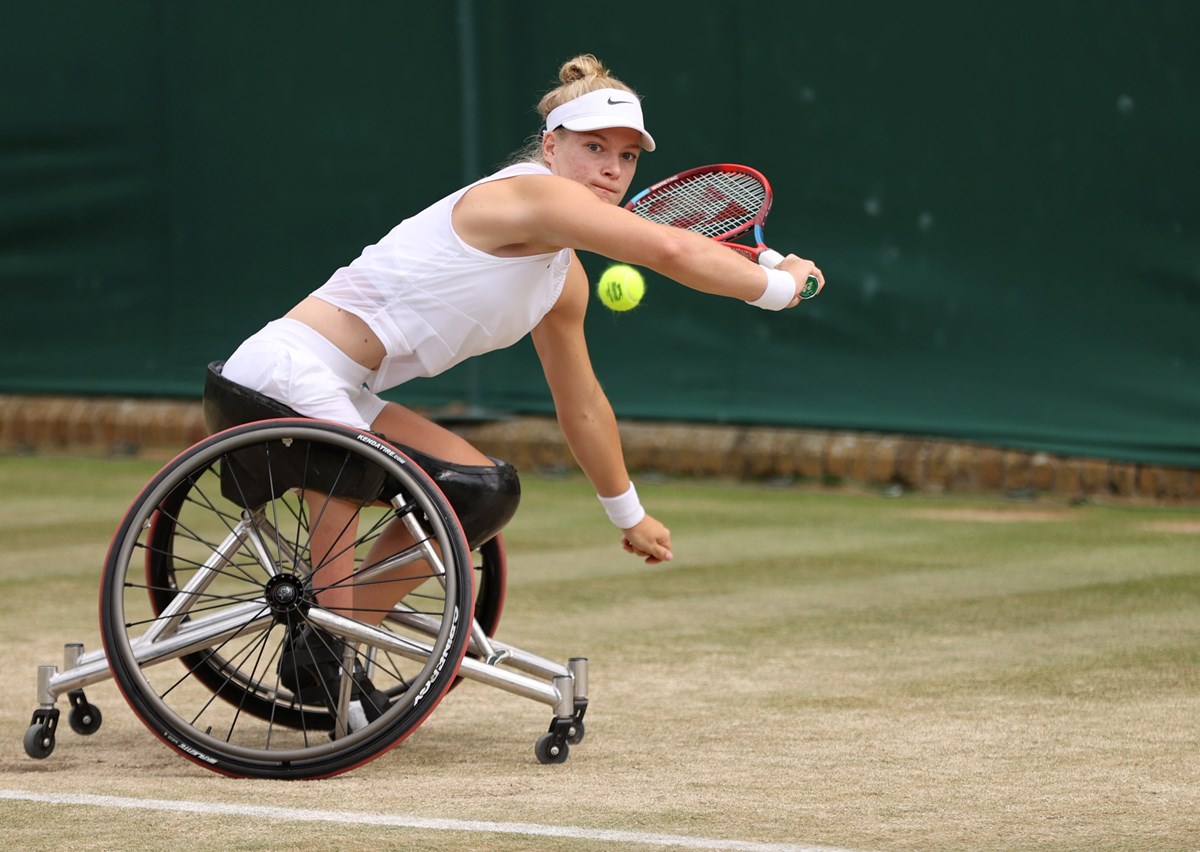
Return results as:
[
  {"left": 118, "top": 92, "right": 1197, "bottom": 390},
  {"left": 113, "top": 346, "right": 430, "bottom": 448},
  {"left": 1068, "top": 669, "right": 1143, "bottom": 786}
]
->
[{"left": 1, "top": 455, "right": 1197, "bottom": 850}]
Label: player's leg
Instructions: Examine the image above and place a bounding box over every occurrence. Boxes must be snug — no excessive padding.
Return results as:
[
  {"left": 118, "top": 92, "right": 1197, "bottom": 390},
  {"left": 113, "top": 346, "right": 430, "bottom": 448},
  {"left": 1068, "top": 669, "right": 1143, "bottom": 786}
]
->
[
  {"left": 305, "top": 401, "right": 496, "bottom": 622},
  {"left": 371, "top": 401, "right": 496, "bottom": 466},
  {"left": 304, "top": 493, "right": 364, "bottom": 618},
  {"left": 345, "top": 402, "right": 497, "bottom": 620}
]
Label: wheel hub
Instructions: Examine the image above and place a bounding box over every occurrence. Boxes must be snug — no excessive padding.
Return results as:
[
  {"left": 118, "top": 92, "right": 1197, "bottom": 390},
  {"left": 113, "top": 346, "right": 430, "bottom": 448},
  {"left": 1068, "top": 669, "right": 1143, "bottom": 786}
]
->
[{"left": 264, "top": 574, "right": 309, "bottom": 617}]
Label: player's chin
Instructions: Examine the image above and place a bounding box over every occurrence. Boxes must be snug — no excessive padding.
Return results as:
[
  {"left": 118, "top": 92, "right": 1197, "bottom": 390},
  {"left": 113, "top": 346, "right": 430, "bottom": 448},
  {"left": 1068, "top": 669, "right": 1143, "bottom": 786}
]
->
[{"left": 589, "top": 186, "right": 621, "bottom": 204}]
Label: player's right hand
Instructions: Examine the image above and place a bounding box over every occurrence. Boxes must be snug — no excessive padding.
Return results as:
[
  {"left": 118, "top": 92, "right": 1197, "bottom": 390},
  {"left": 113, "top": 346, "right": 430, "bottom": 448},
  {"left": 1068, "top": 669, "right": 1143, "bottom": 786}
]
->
[{"left": 778, "top": 255, "right": 825, "bottom": 306}]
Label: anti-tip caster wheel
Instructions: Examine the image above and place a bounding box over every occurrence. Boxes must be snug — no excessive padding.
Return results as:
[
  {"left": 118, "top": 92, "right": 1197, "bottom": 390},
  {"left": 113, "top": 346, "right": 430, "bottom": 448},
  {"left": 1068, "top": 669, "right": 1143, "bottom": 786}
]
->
[
  {"left": 24, "top": 708, "right": 59, "bottom": 760},
  {"left": 68, "top": 693, "right": 102, "bottom": 735},
  {"left": 535, "top": 732, "right": 570, "bottom": 765},
  {"left": 567, "top": 720, "right": 585, "bottom": 745},
  {"left": 24, "top": 723, "right": 55, "bottom": 759}
]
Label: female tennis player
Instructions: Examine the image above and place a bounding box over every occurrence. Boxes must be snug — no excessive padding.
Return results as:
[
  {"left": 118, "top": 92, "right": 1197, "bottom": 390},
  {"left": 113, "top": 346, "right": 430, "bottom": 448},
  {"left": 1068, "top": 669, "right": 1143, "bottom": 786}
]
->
[{"left": 221, "top": 53, "right": 824, "bottom": 630}]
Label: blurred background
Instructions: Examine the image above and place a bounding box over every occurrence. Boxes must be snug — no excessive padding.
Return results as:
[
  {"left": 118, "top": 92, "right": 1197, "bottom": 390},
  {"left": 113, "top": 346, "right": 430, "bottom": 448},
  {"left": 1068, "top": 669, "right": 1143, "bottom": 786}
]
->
[{"left": 1, "top": 1, "right": 1196, "bottom": 468}]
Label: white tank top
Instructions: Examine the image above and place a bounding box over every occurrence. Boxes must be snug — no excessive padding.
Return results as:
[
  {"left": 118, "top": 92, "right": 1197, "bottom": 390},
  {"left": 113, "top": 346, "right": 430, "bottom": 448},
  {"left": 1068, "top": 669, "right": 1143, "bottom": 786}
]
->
[{"left": 312, "top": 163, "right": 572, "bottom": 392}]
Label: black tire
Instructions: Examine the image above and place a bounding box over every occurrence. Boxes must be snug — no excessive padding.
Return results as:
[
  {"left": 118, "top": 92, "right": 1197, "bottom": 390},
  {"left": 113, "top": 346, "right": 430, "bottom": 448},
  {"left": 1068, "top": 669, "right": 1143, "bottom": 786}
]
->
[
  {"left": 67, "top": 700, "right": 102, "bottom": 735},
  {"left": 24, "top": 724, "right": 54, "bottom": 759},
  {"left": 567, "top": 719, "right": 585, "bottom": 745},
  {"left": 534, "top": 732, "right": 569, "bottom": 765},
  {"left": 471, "top": 534, "right": 507, "bottom": 637},
  {"left": 101, "top": 420, "right": 474, "bottom": 779}
]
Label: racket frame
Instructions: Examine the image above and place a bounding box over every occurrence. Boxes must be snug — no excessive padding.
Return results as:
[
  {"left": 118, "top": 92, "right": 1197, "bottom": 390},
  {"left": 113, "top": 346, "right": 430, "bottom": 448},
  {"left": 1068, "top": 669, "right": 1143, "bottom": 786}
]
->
[{"left": 625, "top": 163, "right": 773, "bottom": 245}]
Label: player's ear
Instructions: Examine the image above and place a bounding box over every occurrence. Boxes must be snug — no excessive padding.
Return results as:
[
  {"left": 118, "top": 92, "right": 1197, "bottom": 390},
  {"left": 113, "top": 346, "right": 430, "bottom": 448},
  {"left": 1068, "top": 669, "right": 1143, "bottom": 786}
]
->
[{"left": 541, "top": 130, "right": 557, "bottom": 166}]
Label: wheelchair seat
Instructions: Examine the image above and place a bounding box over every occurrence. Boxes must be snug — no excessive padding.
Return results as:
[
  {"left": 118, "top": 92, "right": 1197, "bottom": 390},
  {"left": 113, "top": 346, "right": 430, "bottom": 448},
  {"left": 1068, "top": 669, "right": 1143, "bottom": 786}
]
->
[{"left": 202, "top": 360, "right": 519, "bottom": 548}]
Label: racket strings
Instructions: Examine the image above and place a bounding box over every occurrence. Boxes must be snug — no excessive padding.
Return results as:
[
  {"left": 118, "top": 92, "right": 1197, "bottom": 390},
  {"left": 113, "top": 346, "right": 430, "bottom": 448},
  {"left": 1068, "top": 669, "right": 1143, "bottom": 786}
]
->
[{"left": 631, "top": 172, "right": 765, "bottom": 238}]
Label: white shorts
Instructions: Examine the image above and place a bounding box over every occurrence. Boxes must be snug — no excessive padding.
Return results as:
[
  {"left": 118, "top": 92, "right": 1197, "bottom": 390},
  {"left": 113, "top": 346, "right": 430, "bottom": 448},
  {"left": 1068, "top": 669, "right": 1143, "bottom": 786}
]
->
[{"left": 221, "top": 318, "right": 388, "bottom": 431}]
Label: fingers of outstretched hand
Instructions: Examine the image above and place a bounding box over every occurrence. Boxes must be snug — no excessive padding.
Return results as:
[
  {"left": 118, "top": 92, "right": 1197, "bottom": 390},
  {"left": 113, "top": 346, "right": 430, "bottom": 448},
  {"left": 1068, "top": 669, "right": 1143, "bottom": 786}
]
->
[
  {"left": 622, "top": 535, "right": 671, "bottom": 564},
  {"left": 622, "top": 518, "right": 673, "bottom": 565}
]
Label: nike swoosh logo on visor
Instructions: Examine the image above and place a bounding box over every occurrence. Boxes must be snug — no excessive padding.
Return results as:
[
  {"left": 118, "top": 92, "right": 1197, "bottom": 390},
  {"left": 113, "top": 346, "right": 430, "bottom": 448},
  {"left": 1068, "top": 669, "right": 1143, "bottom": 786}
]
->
[{"left": 607, "top": 97, "right": 634, "bottom": 106}]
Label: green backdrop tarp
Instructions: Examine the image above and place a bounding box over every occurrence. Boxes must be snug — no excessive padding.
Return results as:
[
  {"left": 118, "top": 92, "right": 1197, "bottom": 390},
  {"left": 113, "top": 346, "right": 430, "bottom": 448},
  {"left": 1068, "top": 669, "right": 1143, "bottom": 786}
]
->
[{"left": 2, "top": 3, "right": 1197, "bottom": 467}]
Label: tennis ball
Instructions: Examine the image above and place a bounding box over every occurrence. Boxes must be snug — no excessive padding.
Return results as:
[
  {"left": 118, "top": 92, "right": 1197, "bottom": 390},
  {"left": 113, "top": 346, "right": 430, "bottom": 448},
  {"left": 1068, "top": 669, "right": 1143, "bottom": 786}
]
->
[{"left": 597, "top": 264, "right": 645, "bottom": 312}]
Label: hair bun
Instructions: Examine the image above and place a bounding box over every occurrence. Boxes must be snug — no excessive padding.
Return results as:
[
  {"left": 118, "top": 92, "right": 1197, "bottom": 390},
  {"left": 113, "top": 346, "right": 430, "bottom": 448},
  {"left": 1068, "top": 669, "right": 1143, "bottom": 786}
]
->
[{"left": 559, "top": 53, "right": 608, "bottom": 85}]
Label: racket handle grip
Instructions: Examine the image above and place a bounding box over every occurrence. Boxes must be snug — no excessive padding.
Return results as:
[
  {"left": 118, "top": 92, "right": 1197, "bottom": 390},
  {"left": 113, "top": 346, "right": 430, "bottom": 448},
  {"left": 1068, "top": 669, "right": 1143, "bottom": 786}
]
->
[
  {"left": 758, "top": 248, "right": 822, "bottom": 300},
  {"left": 757, "top": 248, "right": 785, "bottom": 268}
]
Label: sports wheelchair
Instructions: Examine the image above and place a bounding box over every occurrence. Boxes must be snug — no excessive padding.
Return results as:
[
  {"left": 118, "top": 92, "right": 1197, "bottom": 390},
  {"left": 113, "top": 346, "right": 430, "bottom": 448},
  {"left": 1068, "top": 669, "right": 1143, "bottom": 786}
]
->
[{"left": 23, "top": 363, "right": 588, "bottom": 779}]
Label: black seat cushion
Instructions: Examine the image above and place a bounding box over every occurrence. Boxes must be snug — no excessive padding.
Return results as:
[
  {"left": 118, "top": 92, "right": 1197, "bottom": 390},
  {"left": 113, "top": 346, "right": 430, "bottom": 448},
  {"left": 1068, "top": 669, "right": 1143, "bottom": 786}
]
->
[{"left": 202, "top": 361, "right": 519, "bottom": 548}]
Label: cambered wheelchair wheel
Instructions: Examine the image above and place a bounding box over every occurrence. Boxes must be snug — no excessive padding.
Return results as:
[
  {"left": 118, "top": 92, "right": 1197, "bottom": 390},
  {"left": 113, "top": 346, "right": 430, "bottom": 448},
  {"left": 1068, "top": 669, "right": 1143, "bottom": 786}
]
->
[{"left": 101, "top": 419, "right": 474, "bottom": 780}]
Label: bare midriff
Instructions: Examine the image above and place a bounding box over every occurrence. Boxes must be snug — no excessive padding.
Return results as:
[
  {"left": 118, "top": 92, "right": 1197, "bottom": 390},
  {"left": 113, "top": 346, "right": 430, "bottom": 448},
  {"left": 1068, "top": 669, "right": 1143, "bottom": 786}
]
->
[{"left": 285, "top": 296, "right": 386, "bottom": 371}]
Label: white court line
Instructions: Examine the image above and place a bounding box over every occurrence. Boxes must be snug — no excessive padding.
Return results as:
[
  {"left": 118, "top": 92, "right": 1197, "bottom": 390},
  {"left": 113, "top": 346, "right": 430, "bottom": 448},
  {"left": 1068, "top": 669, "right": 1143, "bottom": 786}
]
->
[{"left": 0, "top": 789, "right": 860, "bottom": 852}]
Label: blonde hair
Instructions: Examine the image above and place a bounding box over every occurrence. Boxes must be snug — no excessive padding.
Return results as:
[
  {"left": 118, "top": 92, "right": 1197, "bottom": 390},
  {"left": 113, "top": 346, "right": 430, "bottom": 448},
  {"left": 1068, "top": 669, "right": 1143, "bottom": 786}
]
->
[{"left": 506, "top": 54, "right": 639, "bottom": 166}]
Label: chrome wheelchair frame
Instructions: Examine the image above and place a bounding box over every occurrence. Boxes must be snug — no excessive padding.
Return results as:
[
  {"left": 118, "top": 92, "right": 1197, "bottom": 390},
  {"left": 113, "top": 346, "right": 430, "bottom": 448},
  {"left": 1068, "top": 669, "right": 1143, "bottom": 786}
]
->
[{"left": 24, "top": 419, "right": 587, "bottom": 779}]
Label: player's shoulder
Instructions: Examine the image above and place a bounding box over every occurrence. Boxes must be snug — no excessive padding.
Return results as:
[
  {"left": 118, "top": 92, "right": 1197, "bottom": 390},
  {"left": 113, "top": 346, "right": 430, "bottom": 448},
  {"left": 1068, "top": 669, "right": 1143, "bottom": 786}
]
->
[{"left": 466, "top": 170, "right": 588, "bottom": 215}]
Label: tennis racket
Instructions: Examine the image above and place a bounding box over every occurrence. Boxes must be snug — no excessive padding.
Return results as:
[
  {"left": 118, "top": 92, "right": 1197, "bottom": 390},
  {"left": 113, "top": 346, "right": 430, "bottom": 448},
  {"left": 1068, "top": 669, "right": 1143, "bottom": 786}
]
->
[{"left": 625, "top": 164, "right": 819, "bottom": 299}]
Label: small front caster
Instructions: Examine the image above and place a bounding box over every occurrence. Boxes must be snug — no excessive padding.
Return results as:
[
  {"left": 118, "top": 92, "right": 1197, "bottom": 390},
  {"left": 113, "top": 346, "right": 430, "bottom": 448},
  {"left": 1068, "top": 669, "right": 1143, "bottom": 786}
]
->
[
  {"left": 67, "top": 690, "right": 102, "bottom": 735},
  {"left": 568, "top": 696, "right": 587, "bottom": 745},
  {"left": 24, "top": 708, "right": 60, "bottom": 759},
  {"left": 566, "top": 719, "right": 585, "bottom": 745},
  {"left": 535, "top": 732, "right": 569, "bottom": 764}
]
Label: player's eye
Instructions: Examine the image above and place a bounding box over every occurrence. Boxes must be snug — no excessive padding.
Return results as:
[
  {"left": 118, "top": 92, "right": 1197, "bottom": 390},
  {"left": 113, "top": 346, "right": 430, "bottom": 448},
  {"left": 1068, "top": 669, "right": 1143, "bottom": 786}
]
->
[
  {"left": 621, "top": 151, "right": 638, "bottom": 162},
  {"left": 587, "top": 143, "right": 602, "bottom": 153}
]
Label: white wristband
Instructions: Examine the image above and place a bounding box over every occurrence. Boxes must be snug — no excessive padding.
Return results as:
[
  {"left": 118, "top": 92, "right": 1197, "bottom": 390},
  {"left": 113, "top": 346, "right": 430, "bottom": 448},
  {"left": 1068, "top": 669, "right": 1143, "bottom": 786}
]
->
[
  {"left": 597, "top": 482, "right": 646, "bottom": 529},
  {"left": 746, "top": 267, "right": 795, "bottom": 311}
]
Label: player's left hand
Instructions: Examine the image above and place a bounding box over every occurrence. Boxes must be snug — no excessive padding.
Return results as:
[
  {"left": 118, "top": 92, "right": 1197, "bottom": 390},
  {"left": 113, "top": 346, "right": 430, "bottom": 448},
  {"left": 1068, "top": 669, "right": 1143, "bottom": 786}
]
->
[{"left": 622, "top": 514, "right": 673, "bottom": 565}]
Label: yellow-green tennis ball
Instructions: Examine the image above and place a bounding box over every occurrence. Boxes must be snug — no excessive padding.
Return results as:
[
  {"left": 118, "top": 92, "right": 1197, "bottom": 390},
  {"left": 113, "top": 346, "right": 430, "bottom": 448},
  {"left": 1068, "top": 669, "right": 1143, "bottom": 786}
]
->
[{"left": 597, "top": 264, "right": 645, "bottom": 312}]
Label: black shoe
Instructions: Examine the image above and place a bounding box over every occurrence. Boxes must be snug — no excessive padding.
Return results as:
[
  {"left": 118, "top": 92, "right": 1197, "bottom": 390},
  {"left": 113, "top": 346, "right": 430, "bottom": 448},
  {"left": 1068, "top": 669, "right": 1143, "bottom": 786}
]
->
[{"left": 279, "top": 626, "right": 390, "bottom": 729}]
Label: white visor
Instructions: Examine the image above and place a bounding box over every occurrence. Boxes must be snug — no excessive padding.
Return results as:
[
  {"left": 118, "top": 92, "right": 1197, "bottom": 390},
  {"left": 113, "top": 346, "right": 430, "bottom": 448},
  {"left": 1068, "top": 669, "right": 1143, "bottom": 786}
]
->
[{"left": 544, "top": 87, "right": 656, "bottom": 152}]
